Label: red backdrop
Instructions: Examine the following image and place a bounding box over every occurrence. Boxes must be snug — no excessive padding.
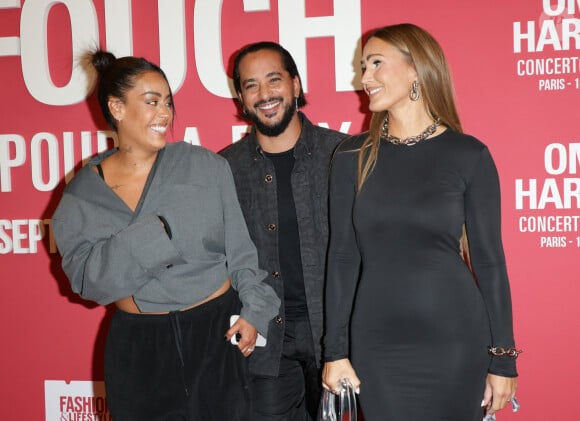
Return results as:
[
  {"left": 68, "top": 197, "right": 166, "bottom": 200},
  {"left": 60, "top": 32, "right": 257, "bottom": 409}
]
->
[{"left": 1, "top": 0, "right": 578, "bottom": 419}]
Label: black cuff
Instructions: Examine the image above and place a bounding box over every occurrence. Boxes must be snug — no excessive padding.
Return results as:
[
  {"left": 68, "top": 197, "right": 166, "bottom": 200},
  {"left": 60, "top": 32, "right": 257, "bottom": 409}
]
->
[{"left": 488, "top": 355, "right": 518, "bottom": 377}]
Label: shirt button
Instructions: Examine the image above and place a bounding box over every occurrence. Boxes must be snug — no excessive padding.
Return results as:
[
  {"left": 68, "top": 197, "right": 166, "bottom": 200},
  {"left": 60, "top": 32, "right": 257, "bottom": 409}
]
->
[
  {"left": 267, "top": 223, "right": 277, "bottom": 231},
  {"left": 265, "top": 174, "right": 273, "bottom": 183},
  {"left": 275, "top": 315, "right": 283, "bottom": 324},
  {"left": 272, "top": 271, "right": 280, "bottom": 278}
]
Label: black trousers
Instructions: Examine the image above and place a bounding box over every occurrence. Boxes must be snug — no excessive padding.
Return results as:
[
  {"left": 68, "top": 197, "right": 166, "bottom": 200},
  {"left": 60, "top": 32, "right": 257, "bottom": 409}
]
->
[
  {"left": 250, "top": 317, "right": 321, "bottom": 421},
  {"left": 104, "top": 288, "right": 251, "bottom": 421}
]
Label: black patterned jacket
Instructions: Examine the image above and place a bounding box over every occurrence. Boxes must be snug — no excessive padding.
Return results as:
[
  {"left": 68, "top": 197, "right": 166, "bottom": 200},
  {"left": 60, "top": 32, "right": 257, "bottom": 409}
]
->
[{"left": 220, "top": 113, "right": 346, "bottom": 376}]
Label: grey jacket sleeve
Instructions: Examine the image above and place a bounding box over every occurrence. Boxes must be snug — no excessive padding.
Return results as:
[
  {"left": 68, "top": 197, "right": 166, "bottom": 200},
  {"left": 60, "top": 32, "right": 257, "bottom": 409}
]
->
[
  {"left": 52, "top": 194, "right": 186, "bottom": 305},
  {"left": 219, "top": 159, "right": 281, "bottom": 336}
]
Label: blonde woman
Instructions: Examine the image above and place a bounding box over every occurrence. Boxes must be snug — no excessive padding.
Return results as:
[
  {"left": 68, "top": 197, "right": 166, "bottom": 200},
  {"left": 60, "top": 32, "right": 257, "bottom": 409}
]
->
[{"left": 322, "top": 24, "right": 519, "bottom": 420}]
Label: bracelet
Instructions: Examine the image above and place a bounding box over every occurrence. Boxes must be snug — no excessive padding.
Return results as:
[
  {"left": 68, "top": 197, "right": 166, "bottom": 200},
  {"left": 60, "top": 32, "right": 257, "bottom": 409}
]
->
[{"left": 488, "top": 346, "right": 523, "bottom": 359}]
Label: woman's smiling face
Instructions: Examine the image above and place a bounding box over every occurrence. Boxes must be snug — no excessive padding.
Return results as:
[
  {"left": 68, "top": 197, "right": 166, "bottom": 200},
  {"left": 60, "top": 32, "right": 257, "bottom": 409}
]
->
[{"left": 361, "top": 37, "right": 418, "bottom": 113}]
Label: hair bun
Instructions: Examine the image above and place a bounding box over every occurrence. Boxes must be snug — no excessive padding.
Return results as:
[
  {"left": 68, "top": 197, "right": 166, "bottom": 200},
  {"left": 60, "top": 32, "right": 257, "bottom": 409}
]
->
[{"left": 91, "top": 50, "right": 117, "bottom": 74}]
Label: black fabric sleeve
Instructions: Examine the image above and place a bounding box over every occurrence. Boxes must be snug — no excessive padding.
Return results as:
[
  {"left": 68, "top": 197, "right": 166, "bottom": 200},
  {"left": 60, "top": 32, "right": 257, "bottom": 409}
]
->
[
  {"left": 465, "top": 146, "right": 518, "bottom": 377},
  {"left": 323, "top": 145, "right": 362, "bottom": 362}
]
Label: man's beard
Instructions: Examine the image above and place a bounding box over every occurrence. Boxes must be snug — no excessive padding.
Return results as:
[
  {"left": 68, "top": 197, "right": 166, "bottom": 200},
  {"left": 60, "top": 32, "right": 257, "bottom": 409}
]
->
[{"left": 246, "top": 97, "right": 296, "bottom": 137}]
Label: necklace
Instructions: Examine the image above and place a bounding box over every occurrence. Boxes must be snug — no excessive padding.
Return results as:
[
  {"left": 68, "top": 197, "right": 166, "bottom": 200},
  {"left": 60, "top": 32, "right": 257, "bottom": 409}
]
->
[{"left": 381, "top": 116, "right": 441, "bottom": 146}]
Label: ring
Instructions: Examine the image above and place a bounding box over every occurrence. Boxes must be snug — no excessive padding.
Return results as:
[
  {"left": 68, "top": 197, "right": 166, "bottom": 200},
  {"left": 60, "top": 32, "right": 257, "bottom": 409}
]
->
[{"left": 247, "top": 348, "right": 254, "bottom": 352}]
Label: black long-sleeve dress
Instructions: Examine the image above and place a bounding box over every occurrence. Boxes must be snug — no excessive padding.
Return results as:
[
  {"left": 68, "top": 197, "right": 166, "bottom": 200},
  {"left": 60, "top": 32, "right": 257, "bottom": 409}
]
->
[{"left": 324, "top": 130, "right": 517, "bottom": 421}]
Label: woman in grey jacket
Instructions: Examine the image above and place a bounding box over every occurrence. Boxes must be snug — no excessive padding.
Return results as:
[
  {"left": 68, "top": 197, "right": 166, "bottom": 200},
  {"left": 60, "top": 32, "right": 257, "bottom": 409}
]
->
[{"left": 52, "top": 50, "right": 280, "bottom": 421}]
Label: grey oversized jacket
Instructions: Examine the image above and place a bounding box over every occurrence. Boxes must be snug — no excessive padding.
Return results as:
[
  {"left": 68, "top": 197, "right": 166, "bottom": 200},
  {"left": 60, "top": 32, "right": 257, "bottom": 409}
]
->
[
  {"left": 220, "top": 113, "right": 347, "bottom": 376},
  {"left": 52, "top": 142, "right": 280, "bottom": 335}
]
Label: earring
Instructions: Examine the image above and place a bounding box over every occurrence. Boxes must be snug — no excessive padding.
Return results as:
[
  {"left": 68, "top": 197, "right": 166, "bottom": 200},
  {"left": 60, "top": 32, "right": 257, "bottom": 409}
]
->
[
  {"left": 409, "top": 81, "right": 420, "bottom": 101},
  {"left": 295, "top": 97, "right": 299, "bottom": 110}
]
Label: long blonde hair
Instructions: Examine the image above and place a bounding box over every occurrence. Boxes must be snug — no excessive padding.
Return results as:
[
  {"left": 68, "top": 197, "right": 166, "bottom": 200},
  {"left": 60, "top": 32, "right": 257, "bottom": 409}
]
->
[{"left": 358, "top": 23, "right": 462, "bottom": 191}]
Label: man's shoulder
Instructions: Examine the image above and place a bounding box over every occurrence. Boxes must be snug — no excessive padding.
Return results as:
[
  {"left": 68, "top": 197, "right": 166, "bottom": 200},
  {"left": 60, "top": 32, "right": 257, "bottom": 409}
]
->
[
  {"left": 219, "top": 135, "right": 253, "bottom": 162},
  {"left": 303, "top": 115, "right": 348, "bottom": 143},
  {"left": 301, "top": 118, "right": 348, "bottom": 157},
  {"left": 311, "top": 124, "right": 348, "bottom": 143}
]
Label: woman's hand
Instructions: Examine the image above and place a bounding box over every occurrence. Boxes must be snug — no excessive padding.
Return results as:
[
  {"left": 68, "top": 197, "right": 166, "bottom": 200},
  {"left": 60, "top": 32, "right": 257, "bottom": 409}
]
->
[
  {"left": 482, "top": 373, "right": 518, "bottom": 415},
  {"left": 322, "top": 358, "right": 361, "bottom": 394},
  {"left": 225, "top": 316, "right": 258, "bottom": 357}
]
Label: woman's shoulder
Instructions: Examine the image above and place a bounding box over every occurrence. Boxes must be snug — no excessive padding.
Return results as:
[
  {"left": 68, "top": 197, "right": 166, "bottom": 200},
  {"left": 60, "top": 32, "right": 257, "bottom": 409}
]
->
[
  {"left": 329, "top": 133, "right": 368, "bottom": 172},
  {"left": 435, "top": 130, "right": 500, "bottom": 182},
  {"left": 165, "top": 141, "right": 227, "bottom": 166},
  {"left": 63, "top": 159, "right": 102, "bottom": 196},
  {"left": 335, "top": 132, "right": 369, "bottom": 153},
  {"left": 433, "top": 130, "right": 491, "bottom": 163},
  {"left": 165, "top": 140, "right": 215, "bottom": 155},
  {"left": 439, "top": 130, "right": 487, "bottom": 152}
]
